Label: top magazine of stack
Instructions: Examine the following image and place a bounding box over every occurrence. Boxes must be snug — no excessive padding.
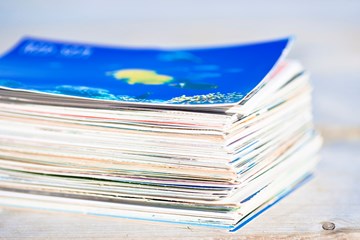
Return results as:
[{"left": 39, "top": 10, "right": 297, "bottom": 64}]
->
[{"left": 0, "top": 36, "right": 322, "bottom": 231}]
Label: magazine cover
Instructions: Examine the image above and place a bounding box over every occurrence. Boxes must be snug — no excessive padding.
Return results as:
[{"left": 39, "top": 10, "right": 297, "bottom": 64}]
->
[{"left": 0, "top": 37, "right": 291, "bottom": 105}]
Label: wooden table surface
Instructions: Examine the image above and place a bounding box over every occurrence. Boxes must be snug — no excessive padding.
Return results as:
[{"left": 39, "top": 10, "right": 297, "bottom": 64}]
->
[{"left": 0, "top": 1, "right": 359, "bottom": 239}]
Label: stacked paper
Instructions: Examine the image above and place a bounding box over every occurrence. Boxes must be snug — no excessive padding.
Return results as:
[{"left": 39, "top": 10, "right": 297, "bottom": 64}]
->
[{"left": 0, "top": 37, "right": 321, "bottom": 231}]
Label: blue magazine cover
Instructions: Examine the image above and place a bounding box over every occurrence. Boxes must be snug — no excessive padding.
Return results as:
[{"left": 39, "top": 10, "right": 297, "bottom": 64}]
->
[{"left": 0, "top": 37, "right": 291, "bottom": 105}]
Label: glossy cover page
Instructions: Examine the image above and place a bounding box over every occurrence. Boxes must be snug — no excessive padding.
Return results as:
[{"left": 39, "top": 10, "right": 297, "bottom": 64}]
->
[{"left": 0, "top": 37, "right": 291, "bottom": 105}]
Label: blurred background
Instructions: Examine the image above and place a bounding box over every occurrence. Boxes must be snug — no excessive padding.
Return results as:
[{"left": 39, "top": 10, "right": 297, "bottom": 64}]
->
[
  {"left": 0, "top": 0, "right": 359, "bottom": 134},
  {"left": 0, "top": 1, "right": 359, "bottom": 238}
]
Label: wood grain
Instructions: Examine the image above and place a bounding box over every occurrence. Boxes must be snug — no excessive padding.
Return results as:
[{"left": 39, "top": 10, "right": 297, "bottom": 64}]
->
[{"left": 0, "top": 0, "right": 359, "bottom": 238}]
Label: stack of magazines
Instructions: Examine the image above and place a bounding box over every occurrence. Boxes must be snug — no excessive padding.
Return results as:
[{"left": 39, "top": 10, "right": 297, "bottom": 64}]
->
[{"left": 0, "top": 37, "right": 321, "bottom": 231}]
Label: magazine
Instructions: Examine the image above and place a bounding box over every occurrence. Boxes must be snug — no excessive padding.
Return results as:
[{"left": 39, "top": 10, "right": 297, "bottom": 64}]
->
[{"left": 0, "top": 37, "right": 321, "bottom": 231}]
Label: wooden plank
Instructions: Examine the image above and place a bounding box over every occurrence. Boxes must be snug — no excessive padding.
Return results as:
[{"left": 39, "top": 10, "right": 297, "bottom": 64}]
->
[
  {"left": 0, "top": 1, "right": 359, "bottom": 238},
  {"left": 1, "top": 140, "right": 359, "bottom": 239}
]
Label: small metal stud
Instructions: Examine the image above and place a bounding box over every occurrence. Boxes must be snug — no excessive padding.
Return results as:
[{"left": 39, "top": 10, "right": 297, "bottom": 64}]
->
[{"left": 322, "top": 222, "right": 335, "bottom": 231}]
